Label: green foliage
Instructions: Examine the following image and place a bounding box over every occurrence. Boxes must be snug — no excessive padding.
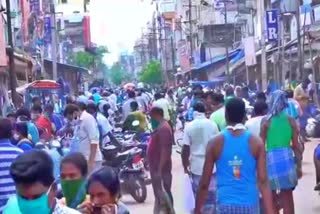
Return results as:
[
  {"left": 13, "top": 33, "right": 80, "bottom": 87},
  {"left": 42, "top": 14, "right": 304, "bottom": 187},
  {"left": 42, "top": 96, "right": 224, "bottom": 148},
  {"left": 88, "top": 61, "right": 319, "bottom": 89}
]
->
[
  {"left": 72, "top": 51, "right": 95, "bottom": 68},
  {"left": 71, "top": 45, "right": 108, "bottom": 69},
  {"left": 139, "top": 60, "right": 163, "bottom": 85},
  {"left": 108, "top": 63, "right": 130, "bottom": 85}
]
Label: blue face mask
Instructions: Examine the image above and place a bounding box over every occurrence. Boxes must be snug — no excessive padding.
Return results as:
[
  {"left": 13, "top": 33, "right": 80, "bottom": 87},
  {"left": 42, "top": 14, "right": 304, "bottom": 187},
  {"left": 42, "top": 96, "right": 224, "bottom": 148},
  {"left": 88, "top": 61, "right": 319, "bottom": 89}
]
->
[
  {"left": 150, "top": 118, "right": 160, "bottom": 130},
  {"left": 17, "top": 186, "right": 52, "bottom": 214}
]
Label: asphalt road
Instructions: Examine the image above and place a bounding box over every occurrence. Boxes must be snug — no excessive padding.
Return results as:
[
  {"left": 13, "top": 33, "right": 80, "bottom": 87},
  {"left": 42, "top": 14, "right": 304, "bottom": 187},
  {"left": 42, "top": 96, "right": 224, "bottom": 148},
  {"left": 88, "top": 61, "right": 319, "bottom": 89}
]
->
[{"left": 122, "top": 139, "right": 320, "bottom": 214}]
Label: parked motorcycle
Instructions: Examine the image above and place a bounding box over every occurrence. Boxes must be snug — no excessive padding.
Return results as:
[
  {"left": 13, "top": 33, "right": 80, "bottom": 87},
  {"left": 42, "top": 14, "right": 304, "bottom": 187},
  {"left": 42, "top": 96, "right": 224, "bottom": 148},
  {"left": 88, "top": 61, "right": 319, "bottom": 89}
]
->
[
  {"left": 101, "top": 144, "right": 148, "bottom": 203},
  {"left": 306, "top": 114, "right": 320, "bottom": 138}
]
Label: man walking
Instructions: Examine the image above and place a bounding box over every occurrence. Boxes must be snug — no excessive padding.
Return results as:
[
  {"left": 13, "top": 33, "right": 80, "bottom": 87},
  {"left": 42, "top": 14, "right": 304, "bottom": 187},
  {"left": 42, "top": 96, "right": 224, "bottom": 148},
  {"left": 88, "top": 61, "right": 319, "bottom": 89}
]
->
[
  {"left": 148, "top": 107, "right": 175, "bottom": 214},
  {"left": 65, "top": 99, "right": 102, "bottom": 174},
  {"left": 195, "top": 98, "right": 274, "bottom": 214},
  {"left": 181, "top": 102, "right": 219, "bottom": 213}
]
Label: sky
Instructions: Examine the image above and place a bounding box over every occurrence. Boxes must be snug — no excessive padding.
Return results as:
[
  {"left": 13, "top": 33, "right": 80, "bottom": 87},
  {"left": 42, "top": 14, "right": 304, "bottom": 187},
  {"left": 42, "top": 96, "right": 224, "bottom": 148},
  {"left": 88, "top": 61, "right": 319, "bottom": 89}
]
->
[{"left": 90, "top": 0, "right": 155, "bottom": 65}]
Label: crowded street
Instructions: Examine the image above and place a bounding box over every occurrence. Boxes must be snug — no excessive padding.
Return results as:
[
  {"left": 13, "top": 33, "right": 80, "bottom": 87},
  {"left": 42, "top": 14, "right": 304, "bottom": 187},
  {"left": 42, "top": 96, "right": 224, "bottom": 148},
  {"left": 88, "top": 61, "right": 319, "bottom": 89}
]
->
[{"left": 1, "top": 0, "right": 320, "bottom": 214}]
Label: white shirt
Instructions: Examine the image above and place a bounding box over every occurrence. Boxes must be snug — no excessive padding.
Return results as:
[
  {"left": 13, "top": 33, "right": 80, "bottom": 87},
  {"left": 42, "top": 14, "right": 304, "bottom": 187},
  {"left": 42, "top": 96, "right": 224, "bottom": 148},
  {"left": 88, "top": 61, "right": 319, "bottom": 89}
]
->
[
  {"left": 107, "top": 94, "right": 118, "bottom": 112},
  {"left": 153, "top": 98, "right": 172, "bottom": 121},
  {"left": 136, "top": 96, "right": 148, "bottom": 112},
  {"left": 96, "top": 112, "right": 113, "bottom": 145},
  {"left": 182, "top": 96, "right": 192, "bottom": 110},
  {"left": 76, "top": 111, "right": 102, "bottom": 161},
  {"left": 183, "top": 112, "right": 219, "bottom": 175},
  {"left": 109, "top": 93, "right": 117, "bottom": 103},
  {"left": 245, "top": 116, "right": 264, "bottom": 137}
]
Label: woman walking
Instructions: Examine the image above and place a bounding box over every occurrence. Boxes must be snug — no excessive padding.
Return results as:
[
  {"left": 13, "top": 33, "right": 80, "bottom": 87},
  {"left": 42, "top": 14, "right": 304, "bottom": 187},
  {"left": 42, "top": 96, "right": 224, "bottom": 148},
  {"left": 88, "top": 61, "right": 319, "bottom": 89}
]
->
[{"left": 261, "top": 90, "right": 303, "bottom": 214}]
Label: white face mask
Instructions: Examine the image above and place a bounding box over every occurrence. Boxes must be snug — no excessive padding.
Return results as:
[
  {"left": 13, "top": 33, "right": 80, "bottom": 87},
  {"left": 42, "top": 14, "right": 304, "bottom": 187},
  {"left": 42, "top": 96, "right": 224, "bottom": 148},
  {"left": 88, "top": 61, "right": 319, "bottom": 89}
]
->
[
  {"left": 31, "top": 113, "right": 39, "bottom": 120},
  {"left": 13, "top": 133, "right": 20, "bottom": 141}
]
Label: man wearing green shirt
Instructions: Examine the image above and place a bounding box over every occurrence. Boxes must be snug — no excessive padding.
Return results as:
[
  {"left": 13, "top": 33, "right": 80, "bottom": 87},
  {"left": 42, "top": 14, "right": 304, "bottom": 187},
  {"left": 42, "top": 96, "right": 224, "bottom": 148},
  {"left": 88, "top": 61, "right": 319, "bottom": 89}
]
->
[{"left": 210, "top": 93, "right": 226, "bottom": 131}]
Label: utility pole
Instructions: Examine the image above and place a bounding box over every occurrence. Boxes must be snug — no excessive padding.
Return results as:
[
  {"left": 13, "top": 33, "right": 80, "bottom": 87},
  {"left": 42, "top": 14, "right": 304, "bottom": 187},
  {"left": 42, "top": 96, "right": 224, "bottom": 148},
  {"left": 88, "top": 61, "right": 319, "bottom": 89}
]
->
[
  {"left": 50, "top": 2, "right": 57, "bottom": 80},
  {"left": 170, "top": 36, "right": 176, "bottom": 72},
  {"left": 6, "top": 0, "right": 18, "bottom": 106},
  {"left": 260, "top": 0, "right": 267, "bottom": 90},
  {"left": 188, "top": 0, "right": 193, "bottom": 63},
  {"left": 296, "top": 0, "right": 302, "bottom": 80},
  {"left": 223, "top": 1, "right": 230, "bottom": 83}
]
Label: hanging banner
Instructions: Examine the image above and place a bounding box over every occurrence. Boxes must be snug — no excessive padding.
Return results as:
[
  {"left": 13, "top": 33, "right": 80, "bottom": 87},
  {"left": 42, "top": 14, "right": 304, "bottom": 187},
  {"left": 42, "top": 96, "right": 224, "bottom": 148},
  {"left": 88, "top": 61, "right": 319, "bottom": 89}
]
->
[
  {"left": 266, "top": 9, "right": 278, "bottom": 42},
  {"left": 243, "top": 36, "right": 256, "bottom": 66},
  {"left": 178, "top": 40, "right": 191, "bottom": 72},
  {"left": 21, "top": 0, "right": 30, "bottom": 43},
  {"left": 315, "top": 5, "right": 320, "bottom": 22},
  {"left": 30, "top": 0, "right": 40, "bottom": 15},
  {"left": 0, "top": 14, "right": 7, "bottom": 66},
  {"left": 300, "top": 4, "right": 312, "bottom": 26},
  {"left": 44, "top": 16, "right": 51, "bottom": 44},
  {"left": 83, "top": 15, "right": 91, "bottom": 48}
]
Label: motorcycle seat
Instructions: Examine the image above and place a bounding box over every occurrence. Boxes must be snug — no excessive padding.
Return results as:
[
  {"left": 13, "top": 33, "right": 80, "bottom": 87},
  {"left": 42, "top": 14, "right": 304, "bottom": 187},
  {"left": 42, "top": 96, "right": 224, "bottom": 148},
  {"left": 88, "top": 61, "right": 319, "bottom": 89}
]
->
[{"left": 117, "top": 148, "right": 142, "bottom": 158}]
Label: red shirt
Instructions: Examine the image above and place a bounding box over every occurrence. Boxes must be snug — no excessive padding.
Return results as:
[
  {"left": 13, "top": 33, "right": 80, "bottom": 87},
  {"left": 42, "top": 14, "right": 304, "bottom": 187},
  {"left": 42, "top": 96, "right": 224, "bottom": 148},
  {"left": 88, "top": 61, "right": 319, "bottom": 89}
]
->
[
  {"left": 147, "top": 120, "right": 173, "bottom": 172},
  {"left": 36, "top": 115, "right": 54, "bottom": 140}
]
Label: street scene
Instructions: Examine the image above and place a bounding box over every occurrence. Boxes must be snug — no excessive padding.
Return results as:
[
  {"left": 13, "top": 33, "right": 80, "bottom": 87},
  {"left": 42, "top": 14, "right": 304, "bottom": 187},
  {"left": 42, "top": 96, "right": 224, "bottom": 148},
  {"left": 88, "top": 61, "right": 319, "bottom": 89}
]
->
[{"left": 1, "top": 0, "right": 320, "bottom": 214}]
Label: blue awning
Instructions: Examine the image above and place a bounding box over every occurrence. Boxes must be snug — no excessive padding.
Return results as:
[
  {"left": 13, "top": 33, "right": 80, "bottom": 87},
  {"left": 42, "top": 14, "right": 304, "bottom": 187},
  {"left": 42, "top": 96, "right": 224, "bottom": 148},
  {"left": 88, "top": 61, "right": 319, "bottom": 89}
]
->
[
  {"left": 189, "top": 78, "right": 227, "bottom": 86},
  {"left": 192, "top": 49, "right": 244, "bottom": 71}
]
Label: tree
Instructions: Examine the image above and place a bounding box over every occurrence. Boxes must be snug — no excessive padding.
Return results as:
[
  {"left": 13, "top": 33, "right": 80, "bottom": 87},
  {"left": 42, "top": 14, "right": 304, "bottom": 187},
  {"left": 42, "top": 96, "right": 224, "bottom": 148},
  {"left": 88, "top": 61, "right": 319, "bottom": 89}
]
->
[
  {"left": 108, "top": 63, "right": 130, "bottom": 85},
  {"left": 139, "top": 60, "right": 163, "bottom": 85},
  {"left": 71, "top": 45, "right": 108, "bottom": 69},
  {"left": 71, "top": 51, "right": 95, "bottom": 68}
]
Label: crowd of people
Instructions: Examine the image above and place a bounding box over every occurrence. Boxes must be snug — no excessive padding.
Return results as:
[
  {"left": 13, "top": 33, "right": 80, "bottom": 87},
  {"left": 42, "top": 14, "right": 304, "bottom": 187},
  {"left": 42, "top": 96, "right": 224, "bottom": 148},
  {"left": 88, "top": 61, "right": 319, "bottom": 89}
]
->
[{"left": 0, "top": 81, "right": 317, "bottom": 214}]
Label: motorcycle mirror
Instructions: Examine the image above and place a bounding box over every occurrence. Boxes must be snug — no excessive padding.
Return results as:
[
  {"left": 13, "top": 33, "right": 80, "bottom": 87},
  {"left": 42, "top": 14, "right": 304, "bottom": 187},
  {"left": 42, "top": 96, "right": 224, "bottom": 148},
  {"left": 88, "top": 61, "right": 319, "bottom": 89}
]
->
[{"left": 132, "top": 120, "right": 140, "bottom": 127}]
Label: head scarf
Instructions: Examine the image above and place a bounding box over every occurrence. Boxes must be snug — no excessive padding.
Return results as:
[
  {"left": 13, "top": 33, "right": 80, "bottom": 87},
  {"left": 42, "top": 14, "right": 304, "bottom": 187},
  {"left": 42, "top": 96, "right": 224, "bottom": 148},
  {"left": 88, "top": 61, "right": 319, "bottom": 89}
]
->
[{"left": 267, "top": 90, "right": 288, "bottom": 120}]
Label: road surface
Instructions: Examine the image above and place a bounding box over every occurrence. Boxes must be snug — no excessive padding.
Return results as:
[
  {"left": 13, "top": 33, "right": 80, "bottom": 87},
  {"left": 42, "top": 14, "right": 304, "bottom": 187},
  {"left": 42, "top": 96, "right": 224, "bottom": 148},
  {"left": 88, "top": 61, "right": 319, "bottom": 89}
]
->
[{"left": 122, "top": 139, "right": 320, "bottom": 214}]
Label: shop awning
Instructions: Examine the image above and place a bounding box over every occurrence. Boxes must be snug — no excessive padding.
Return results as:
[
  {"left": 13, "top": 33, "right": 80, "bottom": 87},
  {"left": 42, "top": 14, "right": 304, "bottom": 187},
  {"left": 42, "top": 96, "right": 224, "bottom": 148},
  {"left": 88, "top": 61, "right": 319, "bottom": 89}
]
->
[
  {"left": 191, "top": 49, "right": 244, "bottom": 72},
  {"left": 44, "top": 59, "right": 91, "bottom": 75}
]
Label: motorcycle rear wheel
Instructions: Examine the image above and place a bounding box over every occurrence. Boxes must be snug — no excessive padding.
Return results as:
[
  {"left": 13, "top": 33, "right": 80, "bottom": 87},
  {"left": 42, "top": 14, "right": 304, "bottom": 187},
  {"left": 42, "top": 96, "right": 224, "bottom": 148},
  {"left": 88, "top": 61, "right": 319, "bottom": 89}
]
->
[{"left": 130, "top": 178, "right": 147, "bottom": 203}]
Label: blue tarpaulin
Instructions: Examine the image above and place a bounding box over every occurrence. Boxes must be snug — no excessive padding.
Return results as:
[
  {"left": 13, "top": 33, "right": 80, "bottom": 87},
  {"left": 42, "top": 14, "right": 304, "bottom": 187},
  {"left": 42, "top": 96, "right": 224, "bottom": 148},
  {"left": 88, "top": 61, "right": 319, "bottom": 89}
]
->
[
  {"left": 189, "top": 79, "right": 226, "bottom": 87},
  {"left": 192, "top": 49, "right": 244, "bottom": 71}
]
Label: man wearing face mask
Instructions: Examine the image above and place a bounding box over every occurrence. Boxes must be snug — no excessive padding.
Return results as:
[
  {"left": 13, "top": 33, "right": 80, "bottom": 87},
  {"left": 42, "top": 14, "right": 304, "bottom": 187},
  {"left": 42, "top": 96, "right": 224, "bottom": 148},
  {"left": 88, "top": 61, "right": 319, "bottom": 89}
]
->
[
  {"left": 60, "top": 104, "right": 79, "bottom": 137},
  {"left": 13, "top": 122, "right": 34, "bottom": 152},
  {"left": 74, "top": 98, "right": 102, "bottom": 174},
  {"left": 3, "top": 150, "right": 80, "bottom": 214},
  {"left": 31, "top": 104, "right": 54, "bottom": 141}
]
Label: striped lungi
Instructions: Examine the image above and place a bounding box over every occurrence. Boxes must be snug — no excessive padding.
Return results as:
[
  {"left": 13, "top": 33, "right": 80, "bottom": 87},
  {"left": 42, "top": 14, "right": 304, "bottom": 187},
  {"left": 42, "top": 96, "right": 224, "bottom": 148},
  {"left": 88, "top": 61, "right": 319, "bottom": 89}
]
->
[
  {"left": 267, "top": 147, "right": 298, "bottom": 191},
  {"left": 216, "top": 204, "right": 260, "bottom": 214}
]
